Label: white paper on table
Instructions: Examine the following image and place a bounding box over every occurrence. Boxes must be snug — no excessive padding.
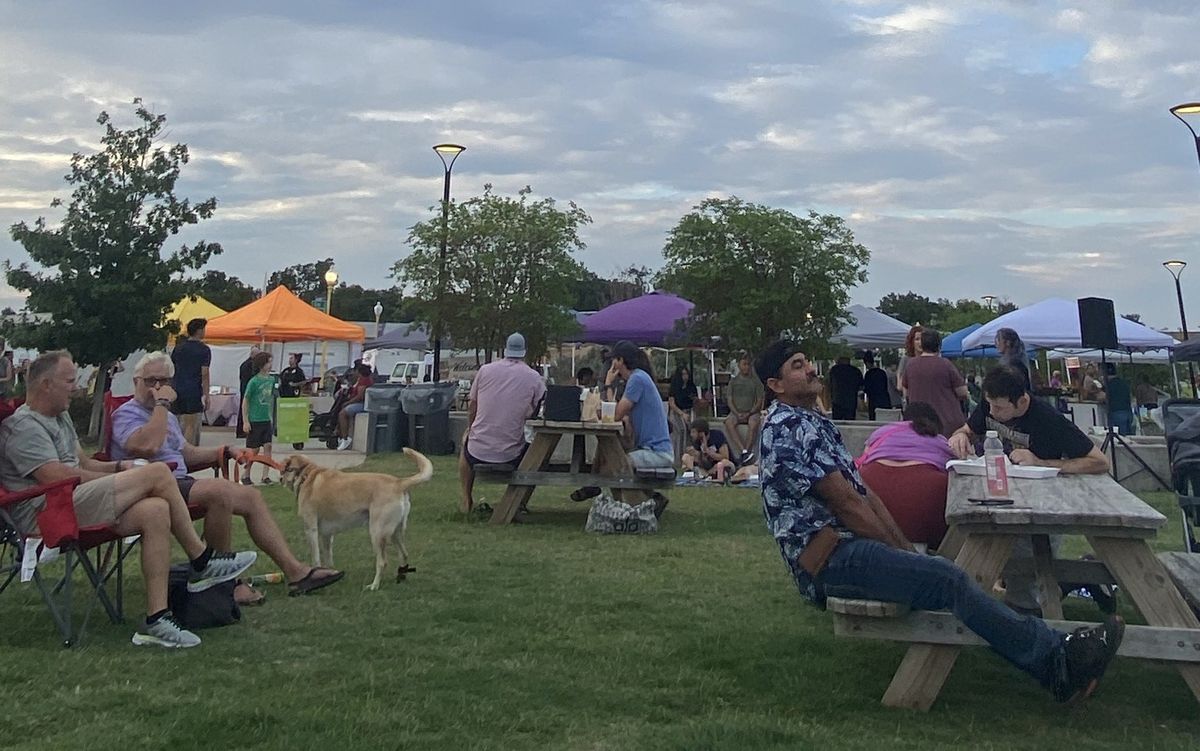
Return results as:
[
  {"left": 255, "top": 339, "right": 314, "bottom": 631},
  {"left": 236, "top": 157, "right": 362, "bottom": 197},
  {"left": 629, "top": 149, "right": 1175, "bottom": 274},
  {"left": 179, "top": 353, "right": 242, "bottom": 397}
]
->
[{"left": 945, "top": 457, "right": 1059, "bottom": 479}]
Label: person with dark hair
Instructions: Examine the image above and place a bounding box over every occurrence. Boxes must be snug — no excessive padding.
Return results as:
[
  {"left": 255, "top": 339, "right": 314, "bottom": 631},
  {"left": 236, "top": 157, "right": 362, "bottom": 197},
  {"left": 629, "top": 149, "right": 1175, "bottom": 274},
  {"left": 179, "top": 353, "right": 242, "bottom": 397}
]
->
[
  {"left": 279, "top": 353, "right": 307, "bottom": 398},
  {"left": 897, "top": 325, "right": 923, "bottom": 402},
  {"left": 575, "top": 367, "right": 596, "bottom": 388},
  {"left": 236, "top": 345, "right": 261, "bottom": 439},
  {"left": 1101, "top": 363, "right": 1133, "bottom": 436},
  {"left": 0, "top": 339, "right": 12, "bottom": 398},
  {"left": 861, "top": 353, "right": 890, "bottom": 420},
  {"left": 336, "top": 363, "right": 375, "bottom": 451},
  {"left": 898, "top": 329, "right": 968, "bottom": 437},
  {"left": 241, "top": 351, "right": 275, "bottom": 484},
  {"left": 828, "top": 356, "right": 863, "bottom": 421},
  {"left": 995, "top": 327, "right": 1031, "bottom": 391},
  {"left": 682, "top": 418, "right": 734, "bottom": 480},
  {"left": 573, "top": 340, "right": 672, "bottom": 513},
  {"left": 754, "top": 339, "right": 1124, "bottom": 704},
  {"left": 668, "top": 366, "right": 699, "bottom": 422},
  {"left": 856, "top": 402, "right": 955, "bottom": 547},
  {"left": 950, "top": 365, "right": 1110, "bottom": 615},
  {"left": 170, "top": 317, "right": 211, "bottom": 446},
  {"left": 724, "top": 355, "right": 764, "bottom": 458}
]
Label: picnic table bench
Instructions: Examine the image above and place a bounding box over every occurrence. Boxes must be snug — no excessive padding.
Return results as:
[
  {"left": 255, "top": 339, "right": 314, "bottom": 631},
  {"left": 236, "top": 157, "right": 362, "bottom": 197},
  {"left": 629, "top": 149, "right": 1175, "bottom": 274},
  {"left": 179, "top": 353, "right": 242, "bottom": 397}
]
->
[
  {"left": 827, "top": 472, "right": 1200, "bottom": 711},
  {"left": 488, "top": 420, "right": 675, "bottom": 525}
]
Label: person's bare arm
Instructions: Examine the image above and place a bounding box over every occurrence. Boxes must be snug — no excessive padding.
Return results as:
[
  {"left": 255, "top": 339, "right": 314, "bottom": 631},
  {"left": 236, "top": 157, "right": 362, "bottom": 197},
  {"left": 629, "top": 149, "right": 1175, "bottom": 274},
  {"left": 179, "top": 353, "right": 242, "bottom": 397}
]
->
[
  {"left": 863, "top": 486, "right": 914, "bottom": 550},
  {"left": 466, "top": 397, "right": 479, "bottom": 430},
  {"left": 949, "top": 425, "right": 977, "bottom": 458},
  {"left": 121, "top": 392, "right": 175, "bottom": 457},
  {"left": 812, "top": 471, "right": 913, "bottom": 550},
  {"left": 201, "top": 366, "right": 211, "bottom": 409},
  {"left": 614, "top": 396, "right": 635, "bottom": 422},
  {"left": 1010, "top": 445, "right": 1110, "bottom": 474},
  {"left": 954, "top": 385, "right": 969, "bottom": 400}
]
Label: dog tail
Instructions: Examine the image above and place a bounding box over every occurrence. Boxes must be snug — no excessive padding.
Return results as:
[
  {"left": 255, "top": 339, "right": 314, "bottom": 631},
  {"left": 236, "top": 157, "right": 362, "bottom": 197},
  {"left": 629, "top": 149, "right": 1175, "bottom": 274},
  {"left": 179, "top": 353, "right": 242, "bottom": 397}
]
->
[{"left": 401, "top": 447, "right": 434, "bottom": 485}]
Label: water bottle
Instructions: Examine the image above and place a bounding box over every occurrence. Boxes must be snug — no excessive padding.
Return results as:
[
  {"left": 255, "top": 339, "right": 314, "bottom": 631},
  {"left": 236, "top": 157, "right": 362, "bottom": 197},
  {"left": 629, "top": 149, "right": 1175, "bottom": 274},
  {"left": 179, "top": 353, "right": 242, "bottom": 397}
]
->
[
  {"left": 983, "top": 430, "right": 1009, "bottom": 500},
  {"left": 249, "top": 572, "right": 284, "bottom": 585}
]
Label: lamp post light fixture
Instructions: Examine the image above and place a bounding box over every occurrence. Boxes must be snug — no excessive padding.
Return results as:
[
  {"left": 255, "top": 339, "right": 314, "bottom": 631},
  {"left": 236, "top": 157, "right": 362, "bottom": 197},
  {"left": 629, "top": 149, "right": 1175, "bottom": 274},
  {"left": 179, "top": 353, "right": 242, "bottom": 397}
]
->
[
  {"left": 320, "top": 265, "right": 338, "bottom": 388},
  {"left": 373, "top": 300, "right": 384, "bottom": 338},
  {"left": 1164, "top": 260, "right": 1197, "bottom": 391},
  {"left": 1170, "top": 102, "right": 1200, "bottom": 167},
  {"left": 981, "top": 294, "right": 996, "bottom": 310},
  {"left": 432, "top": 143, "right": 466, "bottom": 384}
]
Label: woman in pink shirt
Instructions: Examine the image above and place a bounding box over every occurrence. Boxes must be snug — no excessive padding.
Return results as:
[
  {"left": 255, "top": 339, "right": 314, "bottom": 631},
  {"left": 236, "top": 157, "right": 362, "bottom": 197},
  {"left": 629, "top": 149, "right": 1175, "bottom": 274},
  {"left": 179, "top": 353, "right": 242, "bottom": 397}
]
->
[{"left": 856, "top": 402, "right": 955, "bottom": 548}]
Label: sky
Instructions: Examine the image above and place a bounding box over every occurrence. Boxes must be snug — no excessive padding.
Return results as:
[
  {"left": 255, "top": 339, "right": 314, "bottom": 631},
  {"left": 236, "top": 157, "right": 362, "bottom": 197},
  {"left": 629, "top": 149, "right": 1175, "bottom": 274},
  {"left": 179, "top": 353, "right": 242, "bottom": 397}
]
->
[{"left": 3, "top": 1, "right": 1200, "bottom": 330}]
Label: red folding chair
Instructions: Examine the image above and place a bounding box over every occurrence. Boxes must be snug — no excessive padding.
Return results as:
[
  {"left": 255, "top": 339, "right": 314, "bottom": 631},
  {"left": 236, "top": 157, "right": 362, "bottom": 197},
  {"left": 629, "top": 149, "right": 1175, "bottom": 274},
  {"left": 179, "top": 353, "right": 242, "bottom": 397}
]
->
[{"left": 0, "top": 476, "right": 130, "bottom": 647}]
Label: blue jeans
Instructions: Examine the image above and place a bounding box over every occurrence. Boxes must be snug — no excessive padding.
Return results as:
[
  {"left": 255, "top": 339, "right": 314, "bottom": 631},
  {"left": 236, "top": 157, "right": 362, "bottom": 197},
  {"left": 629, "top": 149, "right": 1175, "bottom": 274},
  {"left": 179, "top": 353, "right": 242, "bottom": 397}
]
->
[{"left": 817, "top": 539, "right": 1064, "bottom": 686}]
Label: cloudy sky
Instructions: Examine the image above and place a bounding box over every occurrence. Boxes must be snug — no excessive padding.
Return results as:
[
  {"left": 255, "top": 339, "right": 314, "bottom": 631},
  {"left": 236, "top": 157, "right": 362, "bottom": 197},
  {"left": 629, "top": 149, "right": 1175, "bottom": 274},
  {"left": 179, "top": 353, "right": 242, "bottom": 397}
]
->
[{"left": 3, "top": 1, "right": 1200, "bottom": 329}]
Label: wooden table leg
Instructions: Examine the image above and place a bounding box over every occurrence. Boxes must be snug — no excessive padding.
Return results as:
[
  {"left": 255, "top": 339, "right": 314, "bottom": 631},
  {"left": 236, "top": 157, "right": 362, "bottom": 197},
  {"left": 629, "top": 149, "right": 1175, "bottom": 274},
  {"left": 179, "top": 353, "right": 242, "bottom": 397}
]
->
[
  {"left": 937, "top": 526, "right": 965, "bottom": 561},
  {"left": 595, "top": 436, "right": 647, "bottom": 504},
  {"left": 1032, "top": 534, "right": 1064, "bottom": 620},
  {"left": 490, "top": 432, "right": 558, "bottom": 526},
  {"left": 881, "top": 533, "right": 1016, "bottom": 711},
  {"left": 1087, "top": 536, "right": 1200, "bottom": 704}
]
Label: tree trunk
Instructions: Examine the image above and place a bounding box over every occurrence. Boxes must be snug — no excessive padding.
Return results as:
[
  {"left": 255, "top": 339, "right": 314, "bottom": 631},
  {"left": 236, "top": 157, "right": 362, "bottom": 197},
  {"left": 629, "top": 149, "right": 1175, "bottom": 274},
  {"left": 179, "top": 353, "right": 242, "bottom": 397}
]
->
[{"left": 86, "top": 367, "right": 109, "bottom": 441}]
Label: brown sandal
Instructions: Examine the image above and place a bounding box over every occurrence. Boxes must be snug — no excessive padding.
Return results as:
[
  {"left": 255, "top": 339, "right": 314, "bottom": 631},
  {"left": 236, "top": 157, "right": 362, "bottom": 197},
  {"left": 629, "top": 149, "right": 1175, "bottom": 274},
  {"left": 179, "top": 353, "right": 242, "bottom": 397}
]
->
[{"left": 288, "top": 567, "right": 345, "bottom": 597}]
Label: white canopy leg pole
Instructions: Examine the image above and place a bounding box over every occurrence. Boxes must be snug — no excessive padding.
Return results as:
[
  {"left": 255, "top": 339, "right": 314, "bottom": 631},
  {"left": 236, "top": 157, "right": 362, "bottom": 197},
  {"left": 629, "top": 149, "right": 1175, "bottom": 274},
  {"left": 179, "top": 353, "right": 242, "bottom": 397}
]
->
[
  {"left": 710, "top": 349, "right": 718, "bottom": 417},
  {"left": 571, "top": 344, "right": 576, "bottom": 377},
  {"left": 1173, "top": 358, "right": 1181, "bottom": 397}
]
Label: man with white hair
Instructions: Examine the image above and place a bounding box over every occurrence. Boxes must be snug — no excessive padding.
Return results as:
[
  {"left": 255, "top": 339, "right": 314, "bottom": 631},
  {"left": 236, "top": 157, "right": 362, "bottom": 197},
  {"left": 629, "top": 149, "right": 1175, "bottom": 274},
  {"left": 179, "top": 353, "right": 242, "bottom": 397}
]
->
[
  {"left": 0, "top": 350, "right": 257, "bottom": 648},
  {"left": 458, "top": 332, "right": 546, "bottom": 514},
  {"left": 110, "top": 351, "right": 344, "bottom": 599}
]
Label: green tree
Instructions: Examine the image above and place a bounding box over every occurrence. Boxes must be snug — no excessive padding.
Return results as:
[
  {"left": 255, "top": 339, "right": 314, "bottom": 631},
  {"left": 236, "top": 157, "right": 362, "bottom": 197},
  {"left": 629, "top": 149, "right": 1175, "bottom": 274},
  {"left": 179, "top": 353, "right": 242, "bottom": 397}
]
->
[
  {"left": 185, "top": 269, "right": 257, "bottom": 312},
  {"left": 395, "top": 185, "right": 590, "bottom": 360},
  {"left": 267, "top": 258, "right": 335, "bottom": 304},
  {"left": 330, "top": 285, "right": 410, "bottom": 326},
  {"left": 7, "top": 99, "right": 221, "bottom": 436},
  {"left": 657, "top": 197, "right": 869, "bottom": 355},
  {"left": 878, "top": 292, "right": 939, "bottom": 327}
]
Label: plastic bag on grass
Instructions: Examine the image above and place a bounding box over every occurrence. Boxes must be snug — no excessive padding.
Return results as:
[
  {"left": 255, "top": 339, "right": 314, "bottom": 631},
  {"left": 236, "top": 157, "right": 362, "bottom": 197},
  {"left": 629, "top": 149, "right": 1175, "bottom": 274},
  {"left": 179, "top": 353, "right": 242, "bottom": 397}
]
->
[{"left": 584, "top": 491, "right": 658, "bottom": 535}]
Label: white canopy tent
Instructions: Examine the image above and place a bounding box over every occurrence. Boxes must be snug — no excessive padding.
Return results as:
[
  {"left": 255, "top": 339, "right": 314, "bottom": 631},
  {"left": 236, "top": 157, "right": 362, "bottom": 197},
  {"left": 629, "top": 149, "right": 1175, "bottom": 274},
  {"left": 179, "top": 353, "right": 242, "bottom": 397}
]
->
[
  {"left": 961, "top": 298, "right": 1177, "bottom": 352},
  {"left": 830, "top": 305, "right": 913, "bottom": 348}
]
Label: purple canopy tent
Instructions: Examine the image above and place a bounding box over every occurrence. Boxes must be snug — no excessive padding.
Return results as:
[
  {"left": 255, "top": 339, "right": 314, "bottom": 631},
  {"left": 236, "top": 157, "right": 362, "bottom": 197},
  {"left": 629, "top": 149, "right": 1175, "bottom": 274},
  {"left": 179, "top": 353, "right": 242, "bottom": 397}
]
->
[{"left": 565, "top": 291, "right": 696, "bottom": 346}]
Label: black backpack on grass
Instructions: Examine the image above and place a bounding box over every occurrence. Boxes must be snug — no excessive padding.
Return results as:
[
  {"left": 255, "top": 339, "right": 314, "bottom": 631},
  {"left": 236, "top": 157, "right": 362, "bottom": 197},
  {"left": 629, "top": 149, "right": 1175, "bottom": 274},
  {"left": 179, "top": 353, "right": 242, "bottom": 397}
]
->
[{"left": 166, "top": 563, "right": 241, "bottom": 629}]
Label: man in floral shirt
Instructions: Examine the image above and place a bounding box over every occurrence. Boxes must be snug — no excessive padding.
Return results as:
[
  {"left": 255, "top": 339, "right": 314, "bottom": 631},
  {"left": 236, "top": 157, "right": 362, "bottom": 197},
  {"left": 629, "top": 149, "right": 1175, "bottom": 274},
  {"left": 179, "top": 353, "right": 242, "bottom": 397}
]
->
[{"left": 755, "top": 339, "right": 1123, "bottom": 704}]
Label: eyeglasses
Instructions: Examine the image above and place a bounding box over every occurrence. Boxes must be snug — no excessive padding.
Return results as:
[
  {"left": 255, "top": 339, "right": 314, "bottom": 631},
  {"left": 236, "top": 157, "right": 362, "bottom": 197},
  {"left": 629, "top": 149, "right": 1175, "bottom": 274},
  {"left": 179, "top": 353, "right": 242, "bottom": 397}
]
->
[{"left": 137, "top": 376, "right": 174, "bottom": 387}]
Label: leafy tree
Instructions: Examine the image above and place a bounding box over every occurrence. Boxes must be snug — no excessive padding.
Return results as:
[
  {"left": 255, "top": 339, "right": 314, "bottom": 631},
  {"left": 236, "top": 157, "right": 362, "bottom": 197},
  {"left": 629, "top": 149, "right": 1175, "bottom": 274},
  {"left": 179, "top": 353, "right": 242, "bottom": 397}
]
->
[
  {"left": 617, "top": 264, "right": 654, "bottom": 295},
  {"left": 7, "top": 99, "right": 221, "bottom": 436},
  {"left": 571, "top": 269, "right": 644, "bottom": 311},
  {"left": 657, "top": 197, "right": 869, "bottom": 355},
  {"left": 395, "top": 185, "right": 590, "bottom": 360},
  {"left": 878, "top": 292, "right": 939, "bottom": 327},
  {"left": 330, "top": 285, "right": 410, "bottom": 326},
  {"left": 267, "top": 258, "right": 335, "bottom": 303},
  {"left": 185, "top": 269, "right": 257, "bottom": 312}
]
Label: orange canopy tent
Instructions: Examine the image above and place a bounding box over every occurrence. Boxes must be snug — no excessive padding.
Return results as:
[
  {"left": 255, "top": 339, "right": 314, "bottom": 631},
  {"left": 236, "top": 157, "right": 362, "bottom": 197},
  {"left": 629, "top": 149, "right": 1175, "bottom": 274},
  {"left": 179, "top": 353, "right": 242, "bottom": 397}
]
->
[{"left": 204, "top": 285, "right": 365, "bottom": 343}]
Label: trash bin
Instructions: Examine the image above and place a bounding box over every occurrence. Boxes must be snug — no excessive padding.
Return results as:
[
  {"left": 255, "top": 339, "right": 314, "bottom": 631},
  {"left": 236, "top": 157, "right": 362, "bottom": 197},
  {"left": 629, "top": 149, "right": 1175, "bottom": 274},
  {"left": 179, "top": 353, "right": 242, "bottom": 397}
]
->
[
  {"left": 398, "top": 382, "right": 458, "bottom": 455},
  {"left": 365, "top": 384, "right": 408, "bottom": 454}
]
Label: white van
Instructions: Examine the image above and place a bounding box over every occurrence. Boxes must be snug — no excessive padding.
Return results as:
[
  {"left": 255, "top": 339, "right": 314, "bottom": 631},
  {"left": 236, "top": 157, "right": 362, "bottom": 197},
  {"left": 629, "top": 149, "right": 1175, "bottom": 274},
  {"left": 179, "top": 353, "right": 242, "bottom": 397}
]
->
[{"left": 388, "top": 360, "right": 431, "bottom": 384}]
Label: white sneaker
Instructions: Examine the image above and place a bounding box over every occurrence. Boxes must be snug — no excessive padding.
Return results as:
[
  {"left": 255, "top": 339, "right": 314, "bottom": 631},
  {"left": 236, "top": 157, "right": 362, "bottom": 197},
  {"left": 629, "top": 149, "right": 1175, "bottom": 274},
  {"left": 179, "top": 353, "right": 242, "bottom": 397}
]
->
[
  {"left": 132, "top": 612, "right": 201, "bottom": 648},
  {"left": 187, "top": 550, "right": 257, "bottom": 592},
  {"left": 337, "top": 437, "right": 352, "bottom": 451}
]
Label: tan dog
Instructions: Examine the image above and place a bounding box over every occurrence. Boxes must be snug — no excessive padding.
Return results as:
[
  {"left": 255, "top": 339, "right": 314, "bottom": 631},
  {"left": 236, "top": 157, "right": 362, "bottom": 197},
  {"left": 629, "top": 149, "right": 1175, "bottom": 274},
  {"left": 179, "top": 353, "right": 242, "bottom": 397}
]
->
[{"left": 280, "top": 448, "right": 433, "bottom": 590}]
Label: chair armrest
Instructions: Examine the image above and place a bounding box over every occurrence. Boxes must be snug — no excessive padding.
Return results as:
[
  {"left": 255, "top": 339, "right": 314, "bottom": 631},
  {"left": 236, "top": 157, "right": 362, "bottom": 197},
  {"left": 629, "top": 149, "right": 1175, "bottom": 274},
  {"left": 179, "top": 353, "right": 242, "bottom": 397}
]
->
[{"left": 0, "top": 476, "right": 82, "bottom": 507}]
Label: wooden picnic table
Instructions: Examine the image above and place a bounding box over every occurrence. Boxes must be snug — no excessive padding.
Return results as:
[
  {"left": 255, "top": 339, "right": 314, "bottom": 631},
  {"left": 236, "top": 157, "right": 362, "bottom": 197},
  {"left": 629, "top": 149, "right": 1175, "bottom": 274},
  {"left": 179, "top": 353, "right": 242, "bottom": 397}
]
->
[
  {"left": 853, "top": 472, "right": 1200, "bottom": 711},
  {"left": 488, "top": 420, "right": 672, "bottom": 525}
]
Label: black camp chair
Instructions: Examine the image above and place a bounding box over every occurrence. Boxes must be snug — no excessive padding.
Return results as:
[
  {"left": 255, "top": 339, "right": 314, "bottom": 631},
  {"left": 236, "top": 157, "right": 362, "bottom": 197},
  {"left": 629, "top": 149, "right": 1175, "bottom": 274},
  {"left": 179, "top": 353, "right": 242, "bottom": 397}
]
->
[{"left": 1161, "top": 398, "right": 1200, "bottom": 552}]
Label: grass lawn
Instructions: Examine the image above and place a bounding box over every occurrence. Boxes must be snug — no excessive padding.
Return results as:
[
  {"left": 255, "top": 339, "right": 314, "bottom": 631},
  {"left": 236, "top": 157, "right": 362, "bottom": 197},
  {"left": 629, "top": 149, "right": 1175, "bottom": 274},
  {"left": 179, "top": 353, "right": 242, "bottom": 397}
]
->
[{"left": 2, "top": 454, "right": 1198, "bottom": 750}]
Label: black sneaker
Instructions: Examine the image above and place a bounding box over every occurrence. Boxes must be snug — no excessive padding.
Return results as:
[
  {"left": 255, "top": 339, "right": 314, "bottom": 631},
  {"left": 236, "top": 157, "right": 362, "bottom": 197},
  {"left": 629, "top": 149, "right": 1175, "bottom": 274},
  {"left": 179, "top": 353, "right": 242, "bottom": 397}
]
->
[
  {"left": 570, "top": 486, "right": 601, "bottom": 502},
  {"left": 738, "top": 450, "right": 755, "bottom": 467},
  {"left": 651, "top": 492, "right": 669, "bottom": 519},
  {"left": 1051, "top": 615, "right": 1125, "bottom": 703}
]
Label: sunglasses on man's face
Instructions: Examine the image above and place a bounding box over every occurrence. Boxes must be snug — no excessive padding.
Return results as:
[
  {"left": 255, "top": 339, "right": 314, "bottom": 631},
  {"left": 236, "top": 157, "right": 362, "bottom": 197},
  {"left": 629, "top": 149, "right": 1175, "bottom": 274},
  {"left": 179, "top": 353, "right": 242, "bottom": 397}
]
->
[{"left": 138, "top": 376, "right": 173, "bottom": 387}]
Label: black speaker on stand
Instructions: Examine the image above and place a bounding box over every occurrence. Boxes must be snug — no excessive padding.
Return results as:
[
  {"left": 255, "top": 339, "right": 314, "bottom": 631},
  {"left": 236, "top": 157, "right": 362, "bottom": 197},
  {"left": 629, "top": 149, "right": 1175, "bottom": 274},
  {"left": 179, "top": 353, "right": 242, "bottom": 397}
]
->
[{"left": 1076, "top": 297, "right": 1169, "bottom": 489}]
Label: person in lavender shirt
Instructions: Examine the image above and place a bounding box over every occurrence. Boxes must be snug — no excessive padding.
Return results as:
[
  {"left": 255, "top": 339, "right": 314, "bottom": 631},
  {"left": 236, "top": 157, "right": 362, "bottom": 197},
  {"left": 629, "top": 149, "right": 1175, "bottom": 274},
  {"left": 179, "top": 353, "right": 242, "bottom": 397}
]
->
[
  {"left": 855, "top": 402, "right": 956, "bottom": 548},
  {"left": 111, "top": 352, "right": 343, "bottom": 600}
]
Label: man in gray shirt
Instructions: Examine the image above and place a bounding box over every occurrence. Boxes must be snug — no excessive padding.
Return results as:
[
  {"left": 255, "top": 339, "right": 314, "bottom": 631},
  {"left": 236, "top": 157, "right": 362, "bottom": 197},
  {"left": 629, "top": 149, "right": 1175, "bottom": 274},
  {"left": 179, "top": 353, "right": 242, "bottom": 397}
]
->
[
  {"left": 0, "top": 350, "right": 256, "bottom": 648},
  {"left": 723, "top": 355, "right": 765, "bottom": 458}
]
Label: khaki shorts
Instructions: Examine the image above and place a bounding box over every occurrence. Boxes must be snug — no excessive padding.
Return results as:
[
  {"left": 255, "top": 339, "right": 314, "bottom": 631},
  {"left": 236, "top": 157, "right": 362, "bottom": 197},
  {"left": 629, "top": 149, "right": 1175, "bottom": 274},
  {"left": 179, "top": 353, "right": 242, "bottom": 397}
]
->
[{"left": 71, "top": 474, "right": 119, "bottom": 528}]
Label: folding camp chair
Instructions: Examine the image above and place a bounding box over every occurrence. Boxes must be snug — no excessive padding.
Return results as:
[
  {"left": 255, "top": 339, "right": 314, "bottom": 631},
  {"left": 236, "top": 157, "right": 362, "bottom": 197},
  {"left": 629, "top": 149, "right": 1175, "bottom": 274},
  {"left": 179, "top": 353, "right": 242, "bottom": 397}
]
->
[
  {"left": 1161, "top": 398, "right": 1200, "bottom": 552},
  {"left": 0, "top": 477, "right": 131, "bottom": 647}
]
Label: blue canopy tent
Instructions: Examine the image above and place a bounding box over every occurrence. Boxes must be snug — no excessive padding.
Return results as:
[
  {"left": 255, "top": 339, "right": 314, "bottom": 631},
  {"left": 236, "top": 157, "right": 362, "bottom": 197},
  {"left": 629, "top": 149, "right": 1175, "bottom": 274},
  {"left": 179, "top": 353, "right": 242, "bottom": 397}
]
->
[{"left": 942, "top": 323, "right": 999, "bottom": 359}]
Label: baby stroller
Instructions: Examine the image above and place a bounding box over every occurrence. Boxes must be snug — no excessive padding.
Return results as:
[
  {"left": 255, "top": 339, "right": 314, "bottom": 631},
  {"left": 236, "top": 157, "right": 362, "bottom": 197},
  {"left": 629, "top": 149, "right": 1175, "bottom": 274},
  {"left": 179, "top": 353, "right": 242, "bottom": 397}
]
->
[{"left": 310, "top": 377, "right": 354, "bottom": 450}]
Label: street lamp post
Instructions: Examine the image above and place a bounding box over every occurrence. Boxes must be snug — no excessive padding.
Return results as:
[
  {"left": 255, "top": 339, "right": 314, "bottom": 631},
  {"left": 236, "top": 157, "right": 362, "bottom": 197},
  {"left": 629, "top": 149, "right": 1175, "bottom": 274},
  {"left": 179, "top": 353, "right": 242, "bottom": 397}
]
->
[
  {"left": 373, "top": 301, "right": 384, "bottom": 338},
  {"left": 320, "top": 266, "right": 338, "bottom": 388},
  {"left": 1165, "top": 260, "right": 1196, "bottom": 392},
  {"left": 432, "top": 143, "right": 466, "bottom": 384},
  {"left": 981, "top": 294, "right": 996, "bottom": 310}
]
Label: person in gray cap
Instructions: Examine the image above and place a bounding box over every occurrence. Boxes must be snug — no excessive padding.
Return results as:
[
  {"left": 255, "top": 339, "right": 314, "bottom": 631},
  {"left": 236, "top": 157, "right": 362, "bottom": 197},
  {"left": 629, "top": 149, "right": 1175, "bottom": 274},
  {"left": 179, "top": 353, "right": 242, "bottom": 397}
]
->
[{"left": 459, "top": 332, "right": 546, "bottom": 514}]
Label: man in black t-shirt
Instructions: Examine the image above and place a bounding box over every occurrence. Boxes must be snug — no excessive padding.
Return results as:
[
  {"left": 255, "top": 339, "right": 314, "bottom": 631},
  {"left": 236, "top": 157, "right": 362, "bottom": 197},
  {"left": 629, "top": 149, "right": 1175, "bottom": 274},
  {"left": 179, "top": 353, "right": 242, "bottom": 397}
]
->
[
  {"left": 861, "top": 353, "right": 891, "bottom": 420},
  {"left": 279, "top": 353, "right": 308, "bottom": 398},
  {"left": 828, "top": 356, "right": 863, "bottom": 421},
  {"left": 682, "top": 418, "right": 735, "bottom": 479},
  {"left": 170, "top": 318, "right": 211, "bottom": 446},
  {"left": 949, "top": 366, "right": 1108, "bottom": 616},
  {"left": 949, "top": 366, "right": 1108, "bottom": 474}
]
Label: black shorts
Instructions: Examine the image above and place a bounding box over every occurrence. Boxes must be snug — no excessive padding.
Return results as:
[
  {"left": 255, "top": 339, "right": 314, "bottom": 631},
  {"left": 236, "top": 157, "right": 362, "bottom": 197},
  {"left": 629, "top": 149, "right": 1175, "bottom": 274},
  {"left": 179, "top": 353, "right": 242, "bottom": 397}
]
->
[
  {"left": 464, "top": 443, "right": 527, "bottom": 469},
  {"left": 246, "top": 421, "right": 273, "bottom": 449},
  {"left": 173, "top": 395, "right": 204, "bottom": 415},
  {"left": 176, "top": 476, "right": 196, "bottom": 501}
]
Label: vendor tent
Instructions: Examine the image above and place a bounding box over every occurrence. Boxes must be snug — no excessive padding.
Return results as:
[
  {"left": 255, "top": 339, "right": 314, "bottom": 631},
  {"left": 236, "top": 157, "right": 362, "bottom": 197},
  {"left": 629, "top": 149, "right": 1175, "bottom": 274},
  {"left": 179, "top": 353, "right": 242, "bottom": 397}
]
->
[
  {"left": 830, "top": 305, "right": 912, "bottom": 348},
  {"left": 961, "top": 298, "right": 1176, "bottom": 352},
  {"left": 1173, "top": 338, "right": 1200, "bottom": 362},
  {"left": 565, "top": 291, "right": 697, "bottom": 346},
  {"left": 363, "top": 324, "right": 434, "bottom": 352},
  {"left": 1044, "top": 348, "right": 1172, "bottom": 363},
  {"left": 205, "top": 286, "right": 365, "bottom": 343},
  {"left": 942, "top": 323, "right": 997, "bottom": 358},
  {"left": 164, "top": 295, "right": 227, "bottom": 344}
]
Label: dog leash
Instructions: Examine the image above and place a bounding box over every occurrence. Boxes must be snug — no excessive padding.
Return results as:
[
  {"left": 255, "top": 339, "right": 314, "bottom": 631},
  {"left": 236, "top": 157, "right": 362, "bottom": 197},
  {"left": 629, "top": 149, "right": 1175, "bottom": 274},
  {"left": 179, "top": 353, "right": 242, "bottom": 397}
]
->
[{"left": 218, "top": 445, "right": 286, "bottom": 484}]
